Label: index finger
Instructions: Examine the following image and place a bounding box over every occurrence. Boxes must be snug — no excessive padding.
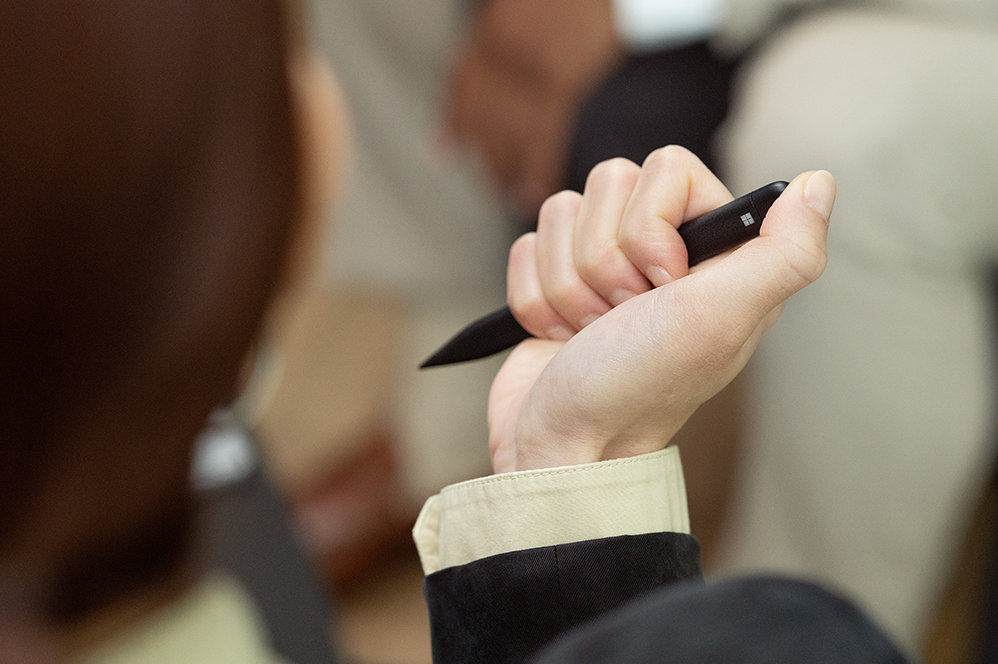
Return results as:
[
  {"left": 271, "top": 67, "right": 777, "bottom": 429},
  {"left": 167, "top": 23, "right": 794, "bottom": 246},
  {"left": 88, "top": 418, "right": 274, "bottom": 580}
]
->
[{"left": 618, "top": 146, "right": 733, "bottom": 287}]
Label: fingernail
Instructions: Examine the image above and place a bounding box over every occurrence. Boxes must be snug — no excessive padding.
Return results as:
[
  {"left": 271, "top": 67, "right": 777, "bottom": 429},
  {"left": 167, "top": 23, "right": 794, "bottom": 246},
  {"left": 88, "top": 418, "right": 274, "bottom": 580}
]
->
[
  {"left": 610, "top": 288, "right": 638, "bottom": 306},
  {"left": 648, "top": 265, "right": 674, "bottom": 287},
  {"left": 547, "top": 324, "right": 575, "bottom": 340},
  {"left": 804, "top": 170, "right": 836, "bottom": 219}
]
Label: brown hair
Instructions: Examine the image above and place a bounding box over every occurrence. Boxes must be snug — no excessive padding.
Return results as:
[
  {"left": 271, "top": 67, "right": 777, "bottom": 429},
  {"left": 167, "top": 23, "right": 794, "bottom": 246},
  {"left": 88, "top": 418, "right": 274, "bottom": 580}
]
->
[{"left": 0, "top": 0, "right": 302, "bottom": 621}]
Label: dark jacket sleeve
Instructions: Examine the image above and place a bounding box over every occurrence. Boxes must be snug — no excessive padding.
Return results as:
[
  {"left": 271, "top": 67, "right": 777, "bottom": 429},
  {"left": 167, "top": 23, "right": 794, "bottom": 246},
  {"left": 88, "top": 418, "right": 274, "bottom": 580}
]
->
[{"left": 423, "top": 532, "right": 702, "bottom": 664}]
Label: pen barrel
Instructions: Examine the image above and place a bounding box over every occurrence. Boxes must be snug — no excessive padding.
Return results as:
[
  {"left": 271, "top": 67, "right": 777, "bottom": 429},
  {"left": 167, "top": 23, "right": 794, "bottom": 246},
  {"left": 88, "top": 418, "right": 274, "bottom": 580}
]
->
[
  {"left": 678, "top": 181, "right": 787, "bottom": 266},
  {"left": 421, "top": 181, "right": 789, "bottom": 367}
]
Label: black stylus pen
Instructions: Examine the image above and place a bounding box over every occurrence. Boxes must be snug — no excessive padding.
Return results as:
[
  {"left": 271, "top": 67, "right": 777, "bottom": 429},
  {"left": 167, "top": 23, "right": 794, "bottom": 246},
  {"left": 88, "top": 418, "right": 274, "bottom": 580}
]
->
[{"left": 421, "top": 180, "right": 788, "bottom": 368}]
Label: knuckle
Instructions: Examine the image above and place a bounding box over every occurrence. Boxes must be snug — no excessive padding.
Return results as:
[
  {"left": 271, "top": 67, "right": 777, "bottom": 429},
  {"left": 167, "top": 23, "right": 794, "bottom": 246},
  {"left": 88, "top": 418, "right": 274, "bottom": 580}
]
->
[
  {"left": 537, "top": 190, "right": 581, "bottom": 228},
  {"left": 616, "top": 229, "right": 648, "bottom": 259},
  {"left": 543, "top": 275, "right": 576, "bottom": 309},
  {"left": 508, "top": 232, "right": 535, "bottom": 261},
  {"left": 617, "top": 226, "right": 666, "bottom": 280},
  {"left": 507, "top": 284, "right": 546, "bottom": 322},
  {"left": 506, "top": 232, "right": 535, "bottom": 275},
  {"left": 781, "top": 236, "right": 828, "bottom": 287},
  {"left": 575, "top": 238, "right": 619, "bottom": 278},
  {"left": 585, "top": 157, "right": 640, "bottom": 190},
  {"left": 642, "top": 145, "right": 696, "bottom": 172}
]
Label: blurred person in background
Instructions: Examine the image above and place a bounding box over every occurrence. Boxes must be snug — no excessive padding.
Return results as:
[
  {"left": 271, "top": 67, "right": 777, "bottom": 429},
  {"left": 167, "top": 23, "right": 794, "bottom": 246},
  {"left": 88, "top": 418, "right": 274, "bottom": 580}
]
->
[
  {"left": 1, "top": 1, "right": 346, "bottom": 661},
  {"left": 444, "top": 0, "right": 736, "bottom": 218}
]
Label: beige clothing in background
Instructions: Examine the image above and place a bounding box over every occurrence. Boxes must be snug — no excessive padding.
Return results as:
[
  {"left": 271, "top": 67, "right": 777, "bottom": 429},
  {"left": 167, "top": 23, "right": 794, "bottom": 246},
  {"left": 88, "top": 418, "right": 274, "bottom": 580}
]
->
[{"left": 714, "top": 6, "right": 998, "bottom": 648}]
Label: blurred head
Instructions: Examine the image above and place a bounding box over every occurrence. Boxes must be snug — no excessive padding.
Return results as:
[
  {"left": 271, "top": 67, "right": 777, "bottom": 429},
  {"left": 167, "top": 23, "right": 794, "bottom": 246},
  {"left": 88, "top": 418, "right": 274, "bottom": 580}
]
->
[{"left": 0, "top": 0, "right": 342, "bottom": 634}]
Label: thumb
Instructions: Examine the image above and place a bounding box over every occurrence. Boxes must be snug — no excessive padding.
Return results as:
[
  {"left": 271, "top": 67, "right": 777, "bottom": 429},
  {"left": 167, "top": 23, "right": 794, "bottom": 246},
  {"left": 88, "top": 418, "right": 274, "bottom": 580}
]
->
[
  {"left": 687, "top": 170, "right": 835, "bottom": 327},
  {"left": 759, "top": 169, "right": 835, "bottom": 287}
]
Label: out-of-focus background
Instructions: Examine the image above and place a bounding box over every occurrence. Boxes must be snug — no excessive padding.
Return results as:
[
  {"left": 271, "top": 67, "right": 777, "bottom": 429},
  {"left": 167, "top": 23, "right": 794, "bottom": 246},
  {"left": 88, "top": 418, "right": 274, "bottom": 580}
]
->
[{"left": 196, "top": 1, "right": 998, "bottom": 662}]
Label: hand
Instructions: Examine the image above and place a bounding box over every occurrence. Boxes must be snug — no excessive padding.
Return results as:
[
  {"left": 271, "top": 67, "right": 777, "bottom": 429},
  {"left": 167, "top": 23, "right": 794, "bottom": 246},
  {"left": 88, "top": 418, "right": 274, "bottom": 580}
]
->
[
  {"left": 443, "top": 0, "right": 625, "bottom": 216},
  {"left": 487, "top": 146, "right": 835, "bottom": 473}
]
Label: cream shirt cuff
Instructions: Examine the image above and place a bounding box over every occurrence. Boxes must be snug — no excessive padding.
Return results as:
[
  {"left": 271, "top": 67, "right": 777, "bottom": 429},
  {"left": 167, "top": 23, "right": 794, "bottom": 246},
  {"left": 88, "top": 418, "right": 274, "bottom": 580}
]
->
[
  {"left": 612, "top": 0, "right": 727, "bottom": 52},
  {"left": 413, "top": 446, "right": 689, "bottom": 575}
]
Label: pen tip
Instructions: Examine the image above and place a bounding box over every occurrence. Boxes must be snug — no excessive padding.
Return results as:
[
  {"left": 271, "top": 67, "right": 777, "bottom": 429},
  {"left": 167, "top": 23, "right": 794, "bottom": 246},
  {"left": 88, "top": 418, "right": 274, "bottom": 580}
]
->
[
  {"left": 418, "top": 348, "right": 450, "bottom": 369},
  {"left": 417, "top": 306, "right": 531, "bottom": 369}
]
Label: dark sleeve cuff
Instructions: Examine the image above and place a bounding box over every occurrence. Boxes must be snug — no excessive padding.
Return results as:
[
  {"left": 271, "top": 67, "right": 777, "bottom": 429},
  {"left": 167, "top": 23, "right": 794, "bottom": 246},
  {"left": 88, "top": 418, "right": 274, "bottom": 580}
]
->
[{"left": 424, "top": 532, "right": 702, "bottom": 664}]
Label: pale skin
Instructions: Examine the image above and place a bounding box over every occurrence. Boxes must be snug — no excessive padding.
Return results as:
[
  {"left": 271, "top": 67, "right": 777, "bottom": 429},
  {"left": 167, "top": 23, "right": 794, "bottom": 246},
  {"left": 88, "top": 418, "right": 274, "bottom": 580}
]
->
[{"left": 486, "top": 146, "right": 836, "bottom": 473}]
